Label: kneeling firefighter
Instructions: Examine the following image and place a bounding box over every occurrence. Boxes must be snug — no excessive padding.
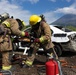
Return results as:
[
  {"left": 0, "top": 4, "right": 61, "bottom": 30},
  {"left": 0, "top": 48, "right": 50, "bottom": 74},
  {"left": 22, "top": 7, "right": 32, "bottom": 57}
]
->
[
  {"left": 23, "top": 15, "right": 55, "bottom": 67},
  {"left": 0, "top": 12, "right": 29, "bottom": 71}
]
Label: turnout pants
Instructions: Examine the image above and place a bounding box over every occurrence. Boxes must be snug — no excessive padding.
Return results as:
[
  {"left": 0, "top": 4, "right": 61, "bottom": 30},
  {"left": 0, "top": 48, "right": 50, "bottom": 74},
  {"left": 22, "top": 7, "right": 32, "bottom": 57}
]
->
[
  {"left": 0, "top": 41, "right": 12, "bottom": 67},
  {"left": 26, "top": 43, "right": 54, "bottom": 65}
]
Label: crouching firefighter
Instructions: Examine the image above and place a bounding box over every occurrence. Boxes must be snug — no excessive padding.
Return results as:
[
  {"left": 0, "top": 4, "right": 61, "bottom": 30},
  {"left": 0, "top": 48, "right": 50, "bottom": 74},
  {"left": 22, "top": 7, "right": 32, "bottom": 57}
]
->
[
  {"left": 22, "top": 15, "right": 55, "bottom": 67},
  {"left": 0, "top": 12, "right": 29, "bottom": 72}
]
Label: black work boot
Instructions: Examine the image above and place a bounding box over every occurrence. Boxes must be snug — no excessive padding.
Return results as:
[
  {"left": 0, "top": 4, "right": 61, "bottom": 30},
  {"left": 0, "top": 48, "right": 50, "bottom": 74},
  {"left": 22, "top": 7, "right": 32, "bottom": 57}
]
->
[
  {"left": 20, "top": 61, "right": 30, "bottom": 68},
  {"left": 9, "top": 66, "right": 16, "bottom": 72},
  {"left": 0, "top": 70, "right": 12, "bottom": 75},
  {"left": 20, "top": 60, "right": 33, "bottom": 68},
  {"left": 1, "top": 65, "right": 16, "bottom": 75}
]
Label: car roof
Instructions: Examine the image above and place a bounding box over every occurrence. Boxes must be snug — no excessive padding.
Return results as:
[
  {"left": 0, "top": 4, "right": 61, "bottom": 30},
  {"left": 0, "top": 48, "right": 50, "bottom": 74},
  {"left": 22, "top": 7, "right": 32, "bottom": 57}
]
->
[{"left": 50, "top": 25, "right": 66, "bottom": 34}]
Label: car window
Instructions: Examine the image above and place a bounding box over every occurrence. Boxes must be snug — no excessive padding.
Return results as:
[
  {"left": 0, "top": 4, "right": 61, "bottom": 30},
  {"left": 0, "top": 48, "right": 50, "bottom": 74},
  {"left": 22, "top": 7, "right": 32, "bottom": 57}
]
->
[
  {"left": 54, "top": 26, "right": 72, "bottom": 32},
  {"left": 64, "top": 28, "right": 72, "bottom": 32}
]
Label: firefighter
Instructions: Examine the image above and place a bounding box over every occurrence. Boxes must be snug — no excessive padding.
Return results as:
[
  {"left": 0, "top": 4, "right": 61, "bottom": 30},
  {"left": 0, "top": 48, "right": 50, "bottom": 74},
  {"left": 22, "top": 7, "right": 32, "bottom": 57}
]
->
[
  {"left": 0, "top": 12, "right": 29, "bottom": 71},
  {"left": 24, "top": 15, "right": 54, "bottom": 67}
]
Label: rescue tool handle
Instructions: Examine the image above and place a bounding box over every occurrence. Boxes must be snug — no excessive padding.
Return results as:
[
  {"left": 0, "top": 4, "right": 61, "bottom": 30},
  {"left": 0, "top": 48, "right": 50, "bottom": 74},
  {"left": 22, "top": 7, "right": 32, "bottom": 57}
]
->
[{"left": 52, "top": 48, "right": 63, "bottom": 75}]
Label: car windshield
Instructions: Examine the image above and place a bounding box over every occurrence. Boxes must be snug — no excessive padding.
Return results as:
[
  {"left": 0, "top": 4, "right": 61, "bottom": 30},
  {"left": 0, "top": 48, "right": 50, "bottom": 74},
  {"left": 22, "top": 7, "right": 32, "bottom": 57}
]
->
[
  {"left": 54, "top": 26, "right": 72, "bottom": 32},
  {"left": 63, "top": 28, "right": 72, "bottom": 32}
]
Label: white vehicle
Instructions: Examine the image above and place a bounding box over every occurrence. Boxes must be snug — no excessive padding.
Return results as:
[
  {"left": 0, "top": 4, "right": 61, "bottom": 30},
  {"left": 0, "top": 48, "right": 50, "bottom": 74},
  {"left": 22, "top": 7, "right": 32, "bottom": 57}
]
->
[
  {"left": 13, "top": 25, "right": 76, "bottom": 56},
  {"left": 54, "top": 25, "right": 76, "bottom": 52}
]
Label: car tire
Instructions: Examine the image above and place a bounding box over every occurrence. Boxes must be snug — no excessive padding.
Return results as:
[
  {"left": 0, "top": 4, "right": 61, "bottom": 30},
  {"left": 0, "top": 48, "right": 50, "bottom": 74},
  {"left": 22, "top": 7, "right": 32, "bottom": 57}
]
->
[{"left": 54, "top": 44, "right": 62, "bottom": 56}]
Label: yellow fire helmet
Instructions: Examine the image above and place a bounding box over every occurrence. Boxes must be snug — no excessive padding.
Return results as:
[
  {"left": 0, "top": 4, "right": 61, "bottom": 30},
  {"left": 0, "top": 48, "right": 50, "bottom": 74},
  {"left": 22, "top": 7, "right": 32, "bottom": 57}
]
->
[
  {"left": 16, "top": 19, "right": 26, "bottom": 30},
  {"left": 29, "top": 15, "right": 41, "bottom": 26}
]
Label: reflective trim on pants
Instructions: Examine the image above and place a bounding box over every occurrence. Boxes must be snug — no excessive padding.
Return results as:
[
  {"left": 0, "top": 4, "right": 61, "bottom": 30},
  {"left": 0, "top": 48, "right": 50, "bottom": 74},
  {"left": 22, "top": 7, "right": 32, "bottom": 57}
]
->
[
  {"left": 2, "top": 65, "right": 12, "bottom": 70},
  {"left": 25, "top": 61, "right": 33, "bottom": 66}
]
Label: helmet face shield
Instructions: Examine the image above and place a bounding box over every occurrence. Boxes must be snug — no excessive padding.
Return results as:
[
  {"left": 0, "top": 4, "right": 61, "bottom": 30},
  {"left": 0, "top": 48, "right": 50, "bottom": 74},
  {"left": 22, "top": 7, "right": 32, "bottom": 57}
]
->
[{"left": 30, "top": 21, "right": 36, "bottom": 26}]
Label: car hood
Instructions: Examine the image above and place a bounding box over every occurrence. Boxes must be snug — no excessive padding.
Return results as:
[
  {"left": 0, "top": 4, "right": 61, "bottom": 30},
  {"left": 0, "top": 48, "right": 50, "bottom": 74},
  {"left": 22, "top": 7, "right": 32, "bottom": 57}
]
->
[
  {"left": 50, "top": 25, "right": 69, "bottom": 42},
  {"left": 50, "top": 25, "right": 66, "bottom": 34},
  {"left": 66, "top": 31, "right": 76, "bottom": 36}
]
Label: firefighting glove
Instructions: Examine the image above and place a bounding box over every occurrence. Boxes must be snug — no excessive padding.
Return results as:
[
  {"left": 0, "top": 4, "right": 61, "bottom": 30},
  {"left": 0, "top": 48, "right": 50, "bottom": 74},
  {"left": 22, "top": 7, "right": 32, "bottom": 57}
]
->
[
  {"left": 25, "top": 32, "right": 30, "bottom": 37},
  {"left": 34, "top": 38, "right": 40, "bottom": 43}
]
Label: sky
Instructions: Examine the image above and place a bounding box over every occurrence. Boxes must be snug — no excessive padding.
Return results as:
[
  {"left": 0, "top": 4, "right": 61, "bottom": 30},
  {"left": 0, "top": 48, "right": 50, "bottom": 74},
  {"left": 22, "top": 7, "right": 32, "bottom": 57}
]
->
[{"left": 0, "top": 0, "right": 76, "bottom": 25}]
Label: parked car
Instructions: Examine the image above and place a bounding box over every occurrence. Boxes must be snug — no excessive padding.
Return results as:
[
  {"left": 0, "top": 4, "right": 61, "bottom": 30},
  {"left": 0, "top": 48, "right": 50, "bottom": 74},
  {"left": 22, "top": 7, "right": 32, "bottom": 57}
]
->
[
  {"left": 13, "top": 25, "right": 76, "bottom": 56},
  {"left": 54, "top": 25, "right": 76, "bottom": 52}
]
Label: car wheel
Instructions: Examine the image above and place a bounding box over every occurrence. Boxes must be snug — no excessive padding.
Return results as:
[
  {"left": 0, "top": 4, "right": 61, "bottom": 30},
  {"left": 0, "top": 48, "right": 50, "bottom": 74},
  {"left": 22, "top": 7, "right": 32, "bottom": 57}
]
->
[{"left": 54, "top": 44, "right": 62, "bottom": 56}]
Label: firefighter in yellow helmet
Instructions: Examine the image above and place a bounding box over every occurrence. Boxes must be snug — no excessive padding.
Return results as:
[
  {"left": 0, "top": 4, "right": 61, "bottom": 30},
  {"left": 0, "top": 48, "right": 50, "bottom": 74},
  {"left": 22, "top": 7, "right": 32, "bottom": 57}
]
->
[
  {"left": 0, "top": 12, "right": 29, "bottom": 71},
  {"left": 24, "top": 15, "right": 54, "bottom": 67}
]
